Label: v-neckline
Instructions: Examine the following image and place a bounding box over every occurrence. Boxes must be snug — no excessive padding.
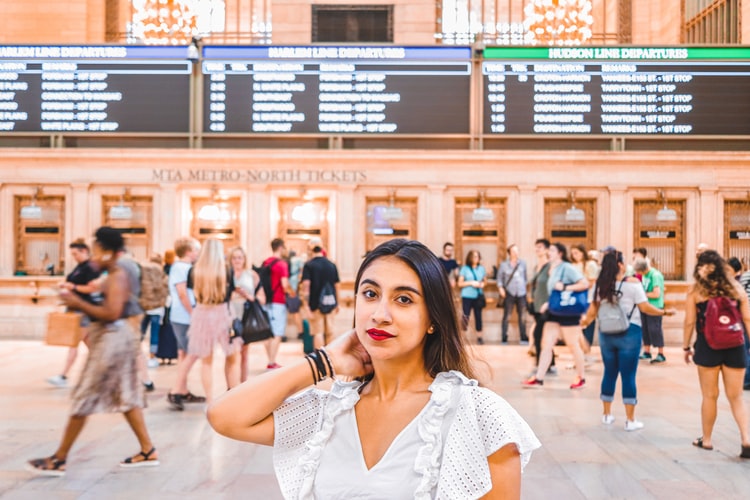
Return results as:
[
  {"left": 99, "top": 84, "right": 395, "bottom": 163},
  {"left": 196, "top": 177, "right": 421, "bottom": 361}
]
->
[{"left": 352, "top": 397, "right": 432, "bottom": 473}]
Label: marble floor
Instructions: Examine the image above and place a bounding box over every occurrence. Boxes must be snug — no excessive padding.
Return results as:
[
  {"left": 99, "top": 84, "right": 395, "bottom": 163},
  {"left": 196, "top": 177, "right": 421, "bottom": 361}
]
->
[{"left": 2, "top": 326, "right": 750, "bottom": 499}]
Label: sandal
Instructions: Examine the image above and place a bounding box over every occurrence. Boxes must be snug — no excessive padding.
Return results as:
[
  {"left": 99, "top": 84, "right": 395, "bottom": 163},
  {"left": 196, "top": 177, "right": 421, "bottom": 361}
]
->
[
  {"left": 120, "top": 447, "right": 160, "bottom": 468},
  {"left": 180, "top": 392, "right": 206, "bottom": 403},
  {"left": 692, "top": 437, "right": 714, "bottom": 451},
  {"left": 741, "top": 445, "right": 750, "bottom": 459},
  {"left": 27, "top": 455, "right": 66, "bottom": 477}
]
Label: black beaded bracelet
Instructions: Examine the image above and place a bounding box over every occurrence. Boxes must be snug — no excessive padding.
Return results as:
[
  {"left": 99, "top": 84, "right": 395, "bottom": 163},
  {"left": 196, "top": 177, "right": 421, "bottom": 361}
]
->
[
  {"left": 305, "top": 356, "right": 318, "bottom": 385},
  {"left": 683, "top": 346, "right": 692, "bottom": 351},
  {"left": 306, "top": 349, "right": 333, "bottom": 385},
  {"left": 319, "top": 348, "right": 335, "bottom": 379}
]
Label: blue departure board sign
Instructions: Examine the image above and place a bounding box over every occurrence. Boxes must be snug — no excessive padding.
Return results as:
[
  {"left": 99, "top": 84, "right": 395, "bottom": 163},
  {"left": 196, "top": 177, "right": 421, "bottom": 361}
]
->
[
  {"left": 0, "top": 46, "right": 192, "bottom": 133},
  {"left": 202, "top": 46, "right": 472, "bottom": 134}
]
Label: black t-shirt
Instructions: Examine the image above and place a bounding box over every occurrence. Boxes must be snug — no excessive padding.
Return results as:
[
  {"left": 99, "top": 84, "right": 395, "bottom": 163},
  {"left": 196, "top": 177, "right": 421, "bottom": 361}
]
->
[
  {"left": 302, "top": 256, "right": 340, "bottom": 311},
  {"left": 66, "top": 260, "right": 101, "bottom": 304},
  {"left": 440, "top": 258, "right": 459, "bottom": 276}
]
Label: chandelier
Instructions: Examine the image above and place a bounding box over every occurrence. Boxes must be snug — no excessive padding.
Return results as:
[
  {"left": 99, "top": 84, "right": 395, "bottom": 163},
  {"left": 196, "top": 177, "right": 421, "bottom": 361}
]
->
[
  {"left": 131, "top": 0, "right": 198, "bottom": 45},
  {"left": 524, "top": 0, "right": 594, "bottom": 46}
]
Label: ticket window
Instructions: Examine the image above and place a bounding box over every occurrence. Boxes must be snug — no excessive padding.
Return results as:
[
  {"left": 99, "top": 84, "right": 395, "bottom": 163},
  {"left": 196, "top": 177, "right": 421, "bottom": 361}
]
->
[
  {"left": 544, "top": 198, "right": 596, "bottom": 255},
  {"left": 365, "top": 197, "right": 417, "bottom": 253},
  {"left": 454, "top": 197, "right": 506, "bottom": 274},
  {"left": 190, "top": 196, "right": 241, "bottom": 251},
  {"left": 633, "top": 199, "right": 686, "bottom": 280},
  {"left": 724, "top": 200, "right": 750, "bottom": 268},
  {"left": 102, "top": 195, "right": 153, "bottom": 262},
  {"left": 278, "top": 197, "right": 329, "bottom": 258},
  {"left": 14, "top": 194, "right": 66, "bottom": 276}
]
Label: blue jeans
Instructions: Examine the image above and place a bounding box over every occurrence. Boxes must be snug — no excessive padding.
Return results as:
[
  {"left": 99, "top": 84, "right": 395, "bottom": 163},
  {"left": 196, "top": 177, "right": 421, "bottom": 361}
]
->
[
  {"left": 461, "top": 297, "right": 483, "bottom": 333},
  {"left": 599, "top": 323, "right": 642, "bottom": 405},
  {"left": 140, "top": 314, "right": 161, "bottom": 355}
]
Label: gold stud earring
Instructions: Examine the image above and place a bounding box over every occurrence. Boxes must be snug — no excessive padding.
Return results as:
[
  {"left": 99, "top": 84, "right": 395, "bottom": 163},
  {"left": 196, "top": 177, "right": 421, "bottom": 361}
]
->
[{"left": 427, "top": 326, "right": 435, "bottom": 334}]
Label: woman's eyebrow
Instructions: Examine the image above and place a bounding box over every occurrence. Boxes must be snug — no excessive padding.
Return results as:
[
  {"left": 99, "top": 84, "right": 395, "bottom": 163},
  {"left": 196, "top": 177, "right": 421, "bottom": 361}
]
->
[{"left": 360, "top": 279, "right": 422, "bottom": 296}]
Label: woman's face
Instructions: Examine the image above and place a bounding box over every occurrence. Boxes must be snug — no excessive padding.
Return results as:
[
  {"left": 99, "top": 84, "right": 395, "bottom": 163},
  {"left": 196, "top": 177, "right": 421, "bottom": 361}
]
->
[
  {"left": 571, "top": 248, "right": 582, "bottom": 262},
  {"left": 469, "top": 252, "right": 479, "bottom": 266},
  {"left": 90, "top": 241, "right": 114, "bottom": 271},
  {"left": 697, "top": 263, "right": 715, "bottom": 279},
  {"left": 548, "top": 245, "right": 560, "bottom": 263},
  {"left": 230, "top": 250, "right": 245, "bottom": 270},
  {"left": 355, "top": 256, "right": 432, "bottom": 363}
]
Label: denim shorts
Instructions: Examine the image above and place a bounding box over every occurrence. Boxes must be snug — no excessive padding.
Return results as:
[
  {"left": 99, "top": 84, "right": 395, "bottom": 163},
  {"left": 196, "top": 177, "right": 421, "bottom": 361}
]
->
[{"left": 264, "top": 303, "right": 288, "bottom": 337}]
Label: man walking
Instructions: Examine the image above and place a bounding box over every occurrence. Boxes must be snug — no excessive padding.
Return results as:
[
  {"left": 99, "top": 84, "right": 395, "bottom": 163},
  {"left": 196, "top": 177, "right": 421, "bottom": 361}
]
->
[
  {"left": 262, "top": 238, "right": 295, "bottom": 369},
  {"left": 636, "top": 256, "right": 667, "bottom": 363},
  {"left": 301, "top": 237, "right": 340, "bottom": 348},
  {"left": 497, "top": 243, "right": 528, "bottom": 344}
]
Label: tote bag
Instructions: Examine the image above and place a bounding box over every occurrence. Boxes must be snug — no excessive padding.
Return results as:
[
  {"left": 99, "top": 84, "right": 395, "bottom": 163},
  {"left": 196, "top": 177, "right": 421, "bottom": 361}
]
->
[
  {"left": 233, "top": 300, "right": 273, "bottom": 344},
  {"left": 45, "top": 311, "right": 83, "bottom": 347},
  {"left": 548, "top": 266, "right": 589, "bottom": 317}
]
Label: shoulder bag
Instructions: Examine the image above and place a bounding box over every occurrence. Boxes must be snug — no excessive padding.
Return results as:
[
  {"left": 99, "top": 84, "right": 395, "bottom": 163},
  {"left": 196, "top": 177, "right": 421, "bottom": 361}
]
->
[
  {"left": 469, "top": 267, "right": 486, "bottom": 309},
  {"left": 548, "top": 266, "right": 589, "bottom": 317},
  {"left": 233, "top": 300, "right": 274, "bottom": 344}
]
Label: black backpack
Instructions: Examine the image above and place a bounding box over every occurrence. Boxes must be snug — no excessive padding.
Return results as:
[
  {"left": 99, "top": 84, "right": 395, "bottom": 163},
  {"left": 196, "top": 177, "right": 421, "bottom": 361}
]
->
[
  {"left": 318, "top": 281, "right": 338, "bottom": 314},
  {"left": 253, "top": 258, "right": 280, "bottom": 300}
]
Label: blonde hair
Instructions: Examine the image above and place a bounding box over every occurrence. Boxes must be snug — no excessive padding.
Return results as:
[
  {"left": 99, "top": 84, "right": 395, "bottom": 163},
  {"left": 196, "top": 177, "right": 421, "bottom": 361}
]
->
[
  {"left": 193, "top": 239, "right": 227, "bottom": 305},
  {"left": 227, "top": 246, "right": 248, "bottom": 270}
]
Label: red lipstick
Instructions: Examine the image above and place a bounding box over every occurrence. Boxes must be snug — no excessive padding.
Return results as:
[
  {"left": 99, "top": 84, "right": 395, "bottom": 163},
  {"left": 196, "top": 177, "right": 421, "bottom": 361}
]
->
[{"left": 367, "top": 328, "right": 395, "bottom": 341}]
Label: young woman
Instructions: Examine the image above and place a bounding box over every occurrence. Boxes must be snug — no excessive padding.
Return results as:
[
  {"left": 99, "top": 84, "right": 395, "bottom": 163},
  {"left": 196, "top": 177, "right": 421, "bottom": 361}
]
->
[
  {"left": 28, "top": 227, "right": 158, "bottom": 476},
  {"left": 581, "top": 251, "right": 675, "bottom": 431},
  {"left": 457, "top": 249, "right": 487, "bottom": 344},
  {"left": 182, "top": 239, "right": 239, "bottom": 403},
  {"left": 523, "top": 242, "right": 589, "bottom": 389},
  {"left": 683, "top": 250, "right": 750, "bottom": 457},
  {"left": 208, "top": 239, "right": 540, "bottom": 498},
  {"left": 228, "top": 246, "right": 266, "bottom": 383},
  {"left": 570, "top": 243, "right": 600, "bottom": 354}
]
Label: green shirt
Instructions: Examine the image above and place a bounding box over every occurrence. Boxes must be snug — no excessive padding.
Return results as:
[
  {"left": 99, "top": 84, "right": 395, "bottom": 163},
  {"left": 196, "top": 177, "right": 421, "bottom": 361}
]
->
[{"left": 642, "top": 268, "right": 665, "bottom": 308}]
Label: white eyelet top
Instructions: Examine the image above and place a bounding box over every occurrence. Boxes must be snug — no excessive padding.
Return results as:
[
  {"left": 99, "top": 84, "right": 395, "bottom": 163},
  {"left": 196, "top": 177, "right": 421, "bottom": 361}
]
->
[{"left": 273, "top": 371, "right": 541, "bottom": 499}]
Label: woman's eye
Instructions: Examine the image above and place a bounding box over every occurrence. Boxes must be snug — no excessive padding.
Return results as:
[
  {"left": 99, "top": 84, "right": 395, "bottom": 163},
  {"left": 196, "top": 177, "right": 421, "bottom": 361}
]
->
[
  {"left": 362, "top": 289, "right": 377, "bottom": 299},
  {"left": 395, "top": 295, "right": 413, "bottom": 305}
]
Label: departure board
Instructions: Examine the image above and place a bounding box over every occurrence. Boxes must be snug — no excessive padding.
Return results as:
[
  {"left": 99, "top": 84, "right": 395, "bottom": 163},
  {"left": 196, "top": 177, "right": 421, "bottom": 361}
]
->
[
  {"left": 0, "top": 46, "right": 191, "bottom": 133},
  {"left": 482, "top": 47, "right": 750, "bottom": 135},
  {"left": 202, "top": 46, "right": 471, "bottom": 134}
]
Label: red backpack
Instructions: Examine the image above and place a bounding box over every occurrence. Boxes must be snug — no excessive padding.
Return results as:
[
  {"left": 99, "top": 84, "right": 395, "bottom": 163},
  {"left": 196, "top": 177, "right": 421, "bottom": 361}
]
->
[{"left": 703, "top": 296, "right": 745, "bottom": 350}]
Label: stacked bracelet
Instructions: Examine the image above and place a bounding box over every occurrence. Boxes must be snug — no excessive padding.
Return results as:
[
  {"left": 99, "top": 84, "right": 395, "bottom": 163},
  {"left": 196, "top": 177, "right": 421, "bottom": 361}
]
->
[
  {"left": 683, "top": 346, "right": 692, "bottom": 351},
  {"left": 306, "top": 348, "right": 336, "bottom": 385}
]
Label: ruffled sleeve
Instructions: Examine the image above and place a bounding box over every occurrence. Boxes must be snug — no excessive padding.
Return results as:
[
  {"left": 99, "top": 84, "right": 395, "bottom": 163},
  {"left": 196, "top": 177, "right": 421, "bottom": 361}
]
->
[
  {"left": 272, "top": 380, "right": 361, "bottom": 500},
  {"left": 437, "top": 374, "right": 541, "bottom": 499}
]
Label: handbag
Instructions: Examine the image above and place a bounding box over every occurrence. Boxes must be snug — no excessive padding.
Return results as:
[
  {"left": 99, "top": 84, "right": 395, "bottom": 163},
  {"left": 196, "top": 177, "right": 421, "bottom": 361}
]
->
[
  {"left": 233, "top": 300, "right": 274, "bottom": 344},
  {"left": 45, "top": 311, "right": 83, "bottom": 347},
  {"left": 548, "top": 266, "right": 589, "bottom": 317}
]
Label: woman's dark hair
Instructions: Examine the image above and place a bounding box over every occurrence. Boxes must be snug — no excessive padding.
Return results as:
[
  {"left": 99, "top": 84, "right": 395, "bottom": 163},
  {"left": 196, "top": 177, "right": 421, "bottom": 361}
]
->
[
  {"left": 728, "top": 256, "right": 742, "bottom": 274},
  {"left": 595, "top": 251, "right": 623, "bottom": 303},
  {"left": 94, "top": 226, "right": 125, "bottom": 253},
  {"left": 464, "top": 249, "right": 480, "bottom": 267},
  {"left": 354, "top": 239, "right": 476, "bottom": 380},
  {"left": 694, "top": 250, "right": 740, "bottom": 299},
  {"left": 552, "top": 242, "right": 569, "bottom": 262},
  {"left": 571, "top": 243, "right": 587, "bottom": 263}
]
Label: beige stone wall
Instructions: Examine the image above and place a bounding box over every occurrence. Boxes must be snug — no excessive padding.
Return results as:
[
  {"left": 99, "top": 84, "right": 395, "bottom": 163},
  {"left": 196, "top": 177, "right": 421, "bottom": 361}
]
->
[
  {"left": 0, "top": 0, "right": 103, "bottom": 44},
  {"left": 0, "top": 0, "right": 713, "bottom": 45},
  {"left": 631, "top": 0, "right": 682, "bottom": 45}
]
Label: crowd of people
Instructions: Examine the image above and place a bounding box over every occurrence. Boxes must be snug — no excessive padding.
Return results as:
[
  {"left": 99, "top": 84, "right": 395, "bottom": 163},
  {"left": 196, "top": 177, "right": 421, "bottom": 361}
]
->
[{"left": 26, "top": 230, "right": 750, "bottom": 492}]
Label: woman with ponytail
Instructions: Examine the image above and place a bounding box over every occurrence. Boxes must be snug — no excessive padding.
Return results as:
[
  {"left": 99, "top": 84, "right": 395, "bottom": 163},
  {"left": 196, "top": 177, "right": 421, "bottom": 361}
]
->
[{"left": 582, "top": 250, "right": 674, "bottom": 431}]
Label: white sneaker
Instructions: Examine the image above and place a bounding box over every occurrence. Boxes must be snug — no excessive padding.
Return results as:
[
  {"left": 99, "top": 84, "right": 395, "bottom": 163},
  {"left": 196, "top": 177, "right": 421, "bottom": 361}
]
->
[
  {"left": 147, "top": 358, "right": 160, "bottom": 369},
  {"left": 602, "top": 414, "right": 615, "bottom": 425},
  {"left": 46, "top": 375, "right": 67, "bottom": 388},
  {"left": 625, "top": 419, "right": 644, "bottom": 431}
]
